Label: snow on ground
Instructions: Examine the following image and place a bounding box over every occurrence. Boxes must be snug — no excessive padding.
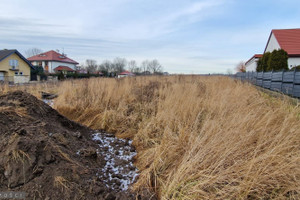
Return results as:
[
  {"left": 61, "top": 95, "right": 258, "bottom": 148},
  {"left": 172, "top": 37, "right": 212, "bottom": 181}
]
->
[
  {"left": 92, "top": 132, "right": 138, "bottom": 191},
  {"left": 43, "top": 99, "right": 54, "bottom": 107}
]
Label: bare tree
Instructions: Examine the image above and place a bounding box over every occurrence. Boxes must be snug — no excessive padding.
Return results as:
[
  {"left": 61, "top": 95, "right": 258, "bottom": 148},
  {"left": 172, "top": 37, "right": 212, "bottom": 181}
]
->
[
  {"left": 128, "top": 60, "right": 143, "bottom": 73},
  {"left": 235, "top": 61, "right": 246, "bottom": 72},
  {"left": 25, "top": 48, "right": 43, "bottom": 58},
  {"left": 141, "top": 60, "right": 149, "bottom": 73},
  {"left": 99, "top": 60, "right": 112, "bottom": 72},
  {"left": 148, "top": 59, "right": 163, "bottom": 74},
  {"left": 86, "top": 59, "right": 98, "bottom": 73},
  {"left": 133, "top": 66, "right": 142, "bottom": 74},
  {"left": 127, "top": 60, "right": 137, "bottom": 72},
  {"left": 112, "top": 57, "right": 127, "bottom": 73}
]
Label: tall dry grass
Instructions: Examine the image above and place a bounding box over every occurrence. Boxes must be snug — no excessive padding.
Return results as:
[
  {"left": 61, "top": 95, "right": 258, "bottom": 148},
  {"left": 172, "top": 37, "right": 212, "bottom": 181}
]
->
[
  {"left": 2, "top": 76, "right": 299, "bottom": 199},
  {"left": 52, "top": 76, "right": 300, "bottom": 199},
  {"left": 0, "top": 82, "right": 59, "bottom": 97}
]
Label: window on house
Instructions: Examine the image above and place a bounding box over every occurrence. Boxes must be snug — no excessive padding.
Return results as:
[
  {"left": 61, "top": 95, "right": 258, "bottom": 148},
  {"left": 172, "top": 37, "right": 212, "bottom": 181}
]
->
[
  {"left": 9, "top": 59, "right": 19, "bottom": 69},
  {"left": 38, "top": 62, "right": 42, "bottom": 66},
  {"left": 20, "top": 72, "right": 23, "bottom": 75},
  {"left": 15, "top": 72, "right": 18, "bottom": 75}
]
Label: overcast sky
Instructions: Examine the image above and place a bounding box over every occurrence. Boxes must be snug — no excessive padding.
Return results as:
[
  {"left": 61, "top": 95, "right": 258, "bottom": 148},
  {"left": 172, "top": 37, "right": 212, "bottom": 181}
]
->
[{"left": 0, "top": 0, "right": 300, "bottom": 74}]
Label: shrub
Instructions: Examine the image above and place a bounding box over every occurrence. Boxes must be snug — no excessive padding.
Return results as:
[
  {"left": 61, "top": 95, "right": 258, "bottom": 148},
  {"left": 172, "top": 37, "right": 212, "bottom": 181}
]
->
[
  {"left": 257, "top": 52, "right": 271, "bottom": 72},
  {"left": 268, "top": 49, "right": 288, "bottom": 71},
  {"left": 257, "top": 49, "right": 288, "bottom": 72}
]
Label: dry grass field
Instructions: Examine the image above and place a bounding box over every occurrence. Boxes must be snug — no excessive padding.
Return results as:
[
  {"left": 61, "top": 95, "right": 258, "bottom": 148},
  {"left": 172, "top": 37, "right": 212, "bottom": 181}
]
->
[{"left": 1, "top": 76, "right": 300, "bottom": 199}]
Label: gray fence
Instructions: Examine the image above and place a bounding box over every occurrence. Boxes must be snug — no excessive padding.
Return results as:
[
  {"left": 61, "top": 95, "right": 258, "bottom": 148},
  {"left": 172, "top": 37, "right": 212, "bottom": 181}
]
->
[{"left": 234, "top": 70, "right": 300, "bottom": 98}]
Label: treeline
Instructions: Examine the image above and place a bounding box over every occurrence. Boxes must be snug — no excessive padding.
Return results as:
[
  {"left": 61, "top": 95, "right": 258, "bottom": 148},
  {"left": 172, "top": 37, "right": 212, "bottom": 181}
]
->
[{"left": 81, "top": 57, "right": 164, "bottom": 76}]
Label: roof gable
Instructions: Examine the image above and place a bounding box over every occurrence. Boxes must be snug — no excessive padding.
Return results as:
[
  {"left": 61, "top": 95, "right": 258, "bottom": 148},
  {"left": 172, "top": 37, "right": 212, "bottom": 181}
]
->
[
  {"left": 245, "top": 54, "right": 263, "bottom": 65},
  {"left": 0, "top": 50, "right": 16, "bottom": 62},
  {"left": 0, "top": 49, "right": 35, "bottom": 69},
  {"left": 264, "top": 29, "right": 300, "bottom": 56},
  {"left": 27, "top": 50, "right": 79, "bottom": 64}
]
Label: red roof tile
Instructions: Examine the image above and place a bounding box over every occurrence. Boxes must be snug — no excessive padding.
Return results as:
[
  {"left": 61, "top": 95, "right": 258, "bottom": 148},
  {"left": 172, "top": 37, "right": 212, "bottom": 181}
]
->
[
  {"left": 54, "top": 66, "right": 74, "bottom": 72},
  {"left": 119, "top": 71, "right": 134, "bottom": 75},
  {"left": 268, "top": 29, "right": 300, "bottom": 56},
  {"left": 27, "top": 50, "right": 79, "bottom": 64}
]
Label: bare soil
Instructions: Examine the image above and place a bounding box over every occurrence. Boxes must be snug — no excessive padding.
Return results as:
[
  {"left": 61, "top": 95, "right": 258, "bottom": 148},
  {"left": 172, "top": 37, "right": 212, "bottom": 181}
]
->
[{"left": 0, "top": 91, "right": 156, "bottom": 200}]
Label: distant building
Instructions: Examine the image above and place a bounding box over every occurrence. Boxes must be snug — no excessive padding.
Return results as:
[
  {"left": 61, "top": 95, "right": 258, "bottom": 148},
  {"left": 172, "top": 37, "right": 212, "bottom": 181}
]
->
[
  {"left": 264, "top": 29, "right": 300, "bottom": 68},
  {"left": 246, "top": 28, "right": 300, "bottom": 72},
  {"left": 245, "top": 54, "right": 263, "bottom": 72},
  {"left": 118, "top": 71, "right": 135, "bottom": 78},
  {"left": 27, "top": 50, "right": 78, "bottom": 73},
  {"left": 0, "top": 49, "right": 34, "bottom": 83},
  {"left": 54, "top": 66, "right": 75, "bottom": 74}
]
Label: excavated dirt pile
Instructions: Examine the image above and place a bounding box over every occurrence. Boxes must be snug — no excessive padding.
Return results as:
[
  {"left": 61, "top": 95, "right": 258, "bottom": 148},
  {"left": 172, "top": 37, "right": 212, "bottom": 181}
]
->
[{"left": 0, "top": 91, "right": 155, "bottom": 200}]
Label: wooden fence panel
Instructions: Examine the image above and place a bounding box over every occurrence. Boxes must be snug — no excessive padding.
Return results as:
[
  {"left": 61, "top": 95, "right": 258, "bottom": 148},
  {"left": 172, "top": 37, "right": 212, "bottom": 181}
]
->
[
  {"left": 263, "top": 80, "right": 271, "bottom": 89},
  {"left": 293, "top": 85, "right": 300, "bottom": 97},
  {"left": 271, "top": 72, "right": 283, "bottom": 82},
  {"left": 282, "top": 83, "right": 293, "bottom": 95},
  {"left": 263, "top": 72, "right": 272, "bottom": 80},
  {"left": 256, "top": 79, "right": 263, "bottom": 86},
  {"left": 270, "top": 82, "right": 282, "bottom": 91},
  {"left": 257, "top": 72, "right": 263, "bottom": 79},
  {"left": 253, "top": 72, "right": 258, "bottom": 78},
  {"left": 294, "top": 72, "right": 300, "bottom": 84},
  {"left": 283, "top": 71, "right": 294, "bottom": 83}
]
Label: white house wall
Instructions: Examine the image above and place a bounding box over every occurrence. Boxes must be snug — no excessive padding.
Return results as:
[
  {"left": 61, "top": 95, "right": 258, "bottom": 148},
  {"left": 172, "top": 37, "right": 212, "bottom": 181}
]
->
[
  {"left": 246, "top": 58, "right": 259, "bottom": 72},
  {"left": 288, "top": 58, "right": 300, "bottom": 68},
  {"left": 265, "top": 33, "right": 281, "bottom": 53}
]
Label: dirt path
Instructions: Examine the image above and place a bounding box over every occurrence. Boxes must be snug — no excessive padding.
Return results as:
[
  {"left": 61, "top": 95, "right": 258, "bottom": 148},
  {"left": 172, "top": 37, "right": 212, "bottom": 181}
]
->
[{"left": 0, "top": 91, "right": 156, "bottom": 200}]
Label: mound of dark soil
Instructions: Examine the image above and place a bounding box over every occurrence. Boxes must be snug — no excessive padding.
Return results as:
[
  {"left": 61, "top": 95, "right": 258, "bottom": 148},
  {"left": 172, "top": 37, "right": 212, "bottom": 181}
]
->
[{"left": 0, "top": 91, "right": 155, "bottom": 200}]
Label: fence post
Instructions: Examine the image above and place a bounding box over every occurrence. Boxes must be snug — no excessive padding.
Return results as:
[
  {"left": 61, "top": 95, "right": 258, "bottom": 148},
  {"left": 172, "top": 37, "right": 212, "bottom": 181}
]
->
[
  {"left": 255, "top": 71, "right": 257, "bottom": 85},
  {"left": 292, "top": 68, "right": 297, "bottom": 97},
  {"left": 271, "top": 70, "right": 273, "bottom": 80},
  {"left": 262, "top": 71, "right": 264, "bottom": 88},
  {"left": 281, "top": 69, "right": 285, "bottom": 93}
]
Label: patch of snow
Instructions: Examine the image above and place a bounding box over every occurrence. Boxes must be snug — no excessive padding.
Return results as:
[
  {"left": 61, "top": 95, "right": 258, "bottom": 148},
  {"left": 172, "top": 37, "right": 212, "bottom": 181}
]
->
[
  {"left": 92, "top": 132, "right": 138, "bottom": 191},
  {"left": 43, "top": 99, "right": 54, "bottom": 107}
]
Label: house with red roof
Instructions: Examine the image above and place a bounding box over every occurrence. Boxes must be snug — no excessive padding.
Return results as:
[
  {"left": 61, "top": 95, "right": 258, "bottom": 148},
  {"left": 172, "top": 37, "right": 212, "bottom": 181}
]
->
[
  {"left": 117, "top": 71, "right": 135, "bottom": 78},
  {"left": 246, "top": 28, "right": 300, "bottom": 71},
  {"left": 27, "top": 50, "right": 79, "bottom": 73},
  {"left": 245, "top": 54, "right": 263, "bottom": 72}
]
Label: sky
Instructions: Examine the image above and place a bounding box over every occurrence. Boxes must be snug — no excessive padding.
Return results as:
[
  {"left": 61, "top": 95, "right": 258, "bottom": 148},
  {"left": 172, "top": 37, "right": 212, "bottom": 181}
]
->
[{"left": 0, "top": 0, "right": 300, "bottom": 74}]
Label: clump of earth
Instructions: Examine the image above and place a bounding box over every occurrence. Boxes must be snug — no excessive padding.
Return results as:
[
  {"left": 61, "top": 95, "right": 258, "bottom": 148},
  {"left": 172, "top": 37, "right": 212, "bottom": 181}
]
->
[{"left": 0, "top": 91, "right": 156, "bottom": 200}]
